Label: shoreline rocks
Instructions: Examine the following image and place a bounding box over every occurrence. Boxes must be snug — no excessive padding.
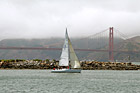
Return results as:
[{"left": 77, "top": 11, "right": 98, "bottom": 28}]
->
[
  {"left": 0, "top": 59, "right": 140, "bottom": 70},
  {"left": 81, "top": 61, "right": 140, "bottom": 70}
]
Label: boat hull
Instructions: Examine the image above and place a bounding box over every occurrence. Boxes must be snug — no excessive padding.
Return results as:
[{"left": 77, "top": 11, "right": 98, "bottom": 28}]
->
[{"left": 51, "top": 69, "right": 81, "bottom": 73}]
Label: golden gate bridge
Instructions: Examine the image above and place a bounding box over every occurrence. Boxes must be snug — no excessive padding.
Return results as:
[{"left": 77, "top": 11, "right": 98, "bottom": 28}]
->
[{"left": 0, "top": 27, "right": 138, "bottom": 61}]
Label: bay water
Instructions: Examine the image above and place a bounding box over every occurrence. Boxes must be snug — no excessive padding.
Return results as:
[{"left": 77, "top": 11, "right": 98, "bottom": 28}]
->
[{"left": 0, "top": 70, "right": 140, "bottom": 93}]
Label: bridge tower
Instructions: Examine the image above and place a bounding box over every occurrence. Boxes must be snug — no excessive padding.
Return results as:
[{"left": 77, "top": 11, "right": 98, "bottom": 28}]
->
[{"left": 109, "top": 27, "right": 114, "bottom": 62}]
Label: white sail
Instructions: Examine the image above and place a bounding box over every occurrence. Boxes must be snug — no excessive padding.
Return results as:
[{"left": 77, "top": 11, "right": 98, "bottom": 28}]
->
[
  {"left": 59, "top": 29, "right": 69, "bottom": 66},
  {"left": 68, "top": 38, "right": 81, "bottom": 68}
]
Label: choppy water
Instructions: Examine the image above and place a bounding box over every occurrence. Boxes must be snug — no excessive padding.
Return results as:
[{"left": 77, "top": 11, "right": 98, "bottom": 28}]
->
[{"left": 0, "top": 70, "right": 140, "bottom": 93}]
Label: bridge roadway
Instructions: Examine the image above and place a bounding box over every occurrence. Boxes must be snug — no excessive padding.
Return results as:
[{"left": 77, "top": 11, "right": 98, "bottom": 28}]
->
[{"left": 0, "top": 47, "right": 139, "bottom": 53}]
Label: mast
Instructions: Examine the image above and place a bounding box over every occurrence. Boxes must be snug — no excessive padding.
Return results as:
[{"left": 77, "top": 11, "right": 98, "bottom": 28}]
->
[{"left": 66, "top": 28, "right": 70, "bottom": 67}]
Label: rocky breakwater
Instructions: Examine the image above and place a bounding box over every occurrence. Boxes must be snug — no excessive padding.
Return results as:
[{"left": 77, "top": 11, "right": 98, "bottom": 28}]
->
[
  {"left": 0, "top": 59, "right": 140, "bottom": 70},
  {"left": 81, "top": 61, "right": 140, "bottom": 70},
  {"left": 0, "top": 59, "right": 58, "bottom": 69}
]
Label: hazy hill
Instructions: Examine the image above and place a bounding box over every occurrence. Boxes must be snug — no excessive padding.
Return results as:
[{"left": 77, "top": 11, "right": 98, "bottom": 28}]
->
[
  {"left": 0, "top": 36, "right": 140, "bottom": 61},
  {"left": 113, "top": 36, "right": 140, "bottom": 62}
]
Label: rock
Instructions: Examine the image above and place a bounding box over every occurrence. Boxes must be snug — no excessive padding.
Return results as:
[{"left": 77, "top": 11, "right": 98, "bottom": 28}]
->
[{"left": 0, "top": 59, "right": 140, "bottom": 70}]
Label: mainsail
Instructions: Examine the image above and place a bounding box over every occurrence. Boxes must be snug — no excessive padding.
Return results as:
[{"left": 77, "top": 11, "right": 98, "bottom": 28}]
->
[
  {"left": 59, "top": 28, "right": 81, "bottom": 68},
  {"left": 59, "top": 29, "right": 69, "bottom": 66}
]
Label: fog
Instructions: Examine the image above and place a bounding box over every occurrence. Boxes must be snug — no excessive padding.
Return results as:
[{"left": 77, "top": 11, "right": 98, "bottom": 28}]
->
[{"left": 0, "top": 0, "right": 140, "bottom": 40}]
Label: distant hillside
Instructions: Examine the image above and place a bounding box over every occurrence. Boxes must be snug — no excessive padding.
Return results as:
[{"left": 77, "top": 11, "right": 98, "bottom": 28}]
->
[
  {"left": 0, "top": 38, "right": 64, "bottom": 60},
  {"left": 0, "top": 37, "right": 111, "bottom": 60},
  {"left": 113, "top": 36, "right": 140, "bottom": 62},
  {"left": 0, "top": 36, "right": 140, "bottom": 61}
]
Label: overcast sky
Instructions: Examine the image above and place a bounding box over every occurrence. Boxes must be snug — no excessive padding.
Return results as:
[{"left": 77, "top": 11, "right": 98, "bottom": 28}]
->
[{"left": 0, "top": 0, "right": 140, "bottom": 39}]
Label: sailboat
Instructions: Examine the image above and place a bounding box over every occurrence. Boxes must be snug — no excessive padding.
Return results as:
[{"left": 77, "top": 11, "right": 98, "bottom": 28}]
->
[{"left": 51, "top": 28, "right": 81, "bottom": 73}]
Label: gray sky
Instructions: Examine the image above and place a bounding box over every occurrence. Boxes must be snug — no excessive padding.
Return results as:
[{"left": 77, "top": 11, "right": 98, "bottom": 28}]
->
[{"left": 0, "top": 0, "right": 140, "bottom": 39}]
